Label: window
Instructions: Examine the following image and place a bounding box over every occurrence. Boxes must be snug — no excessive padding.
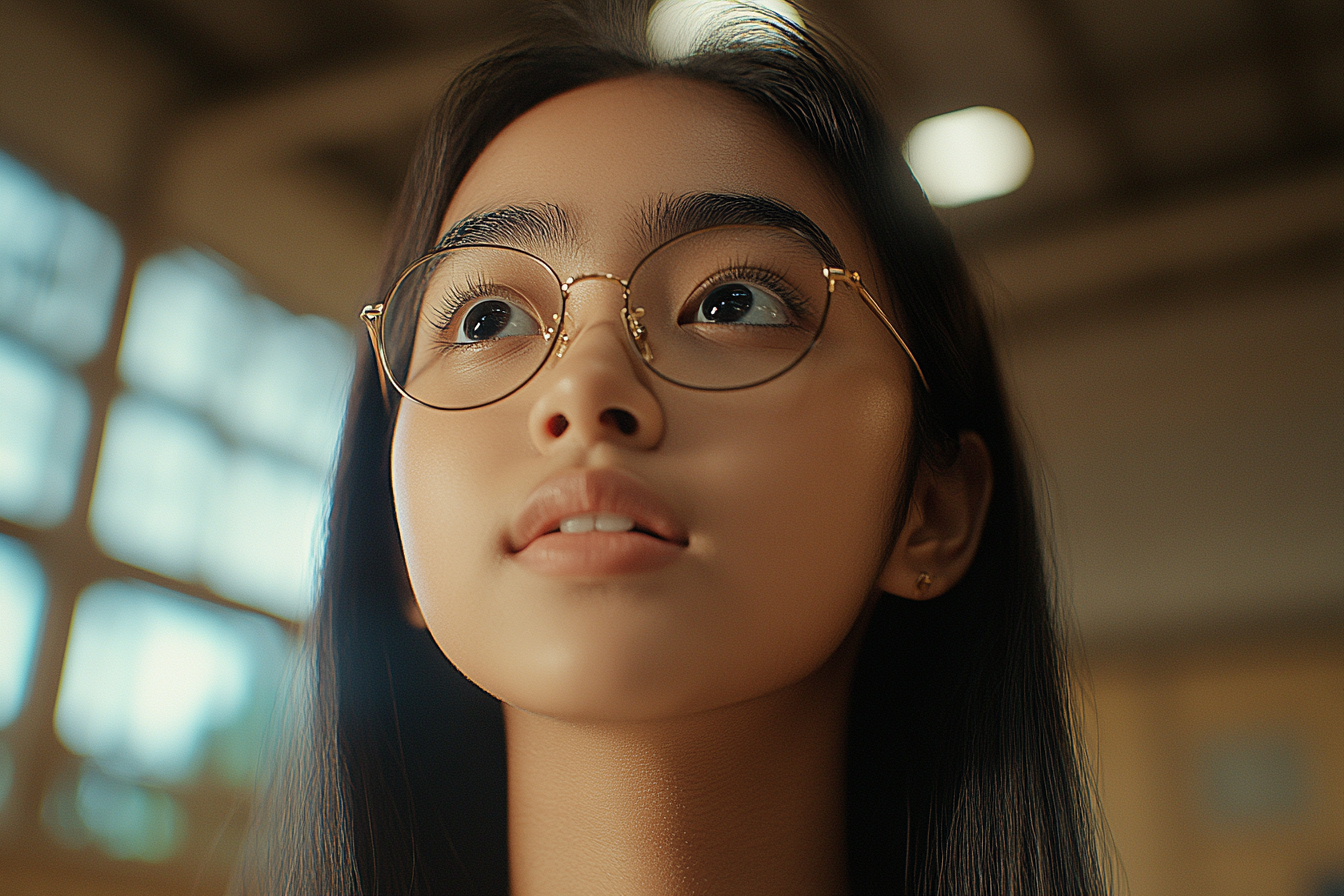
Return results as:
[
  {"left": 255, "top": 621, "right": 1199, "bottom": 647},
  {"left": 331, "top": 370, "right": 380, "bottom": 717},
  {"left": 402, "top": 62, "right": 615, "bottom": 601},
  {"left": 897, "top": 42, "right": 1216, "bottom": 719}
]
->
[
  {"left": 0, "top": 534, "right": 44, "bottom": 733},
  {"left": 0, "top": 148, "right": 353, "bottom": 880},
  {"left": 91, "top": 247, "right": 351, "bottom": 620},
  {"left": 0, "top": 151, "right": 116, "bottom": 528},
  {"left": 46, "top": 580, "right": 290, "bottom": 862}
]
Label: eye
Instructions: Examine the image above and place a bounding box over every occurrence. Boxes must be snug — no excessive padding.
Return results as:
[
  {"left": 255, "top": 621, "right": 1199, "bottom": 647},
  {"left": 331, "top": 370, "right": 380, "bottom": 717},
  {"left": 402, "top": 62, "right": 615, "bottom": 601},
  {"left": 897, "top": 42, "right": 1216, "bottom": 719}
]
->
[
  {"left": 693, "top": 283, "right": 789, "bottom": 326},
  {"left": 449, "top": 298, "right": 542, "bottom": 343}
]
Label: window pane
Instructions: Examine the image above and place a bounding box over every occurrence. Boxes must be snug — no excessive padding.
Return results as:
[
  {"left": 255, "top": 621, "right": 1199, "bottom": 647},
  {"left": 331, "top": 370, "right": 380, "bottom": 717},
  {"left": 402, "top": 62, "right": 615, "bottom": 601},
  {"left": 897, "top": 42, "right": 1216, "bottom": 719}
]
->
[
  {"left": 216, "top": 308, "right": 353, "bottom": 470},
  {"left": 42, "top": 761, "right": 185, "bottom": 862},
  {"left": 118, "top": 248, "right": 353, "bottom": 468},
  {"left": 89, "top": 396, "right": 328, "bottom": 619},
  {"left": 0, "top": 333, "right": 89, "bottom": 526},
  {"left": 0, "top": 533, "right": 46, "bottom": 728},
  {"left": 53, "top": 579, "right": 292, "bottom": 786},
  {"left": 0, "top": 150, "right": 123, "bottom": 366},
  {"left": 117, "top": 248, "right": 248, "bottom": 417},
  {"left": 88, "top": 395, "right": 223, "bottom": 582},
  {"left": 199, "top": 450, "right": 328, "bottom": 620}
]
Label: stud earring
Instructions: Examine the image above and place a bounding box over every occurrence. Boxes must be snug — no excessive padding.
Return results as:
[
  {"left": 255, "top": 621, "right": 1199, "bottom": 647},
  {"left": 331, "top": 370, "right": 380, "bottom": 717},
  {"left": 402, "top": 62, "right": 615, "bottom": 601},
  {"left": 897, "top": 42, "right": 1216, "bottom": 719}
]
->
[{"left": 915, "top": 572, "right": 933, "bottom": 592}]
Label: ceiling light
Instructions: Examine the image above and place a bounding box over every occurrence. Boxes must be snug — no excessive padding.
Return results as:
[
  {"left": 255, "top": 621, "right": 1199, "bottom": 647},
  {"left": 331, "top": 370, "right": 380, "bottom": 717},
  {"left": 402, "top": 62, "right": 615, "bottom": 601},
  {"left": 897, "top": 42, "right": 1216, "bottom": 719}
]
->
[{"left": 904, "top": 106, "right": 1034, "bottom": 207}]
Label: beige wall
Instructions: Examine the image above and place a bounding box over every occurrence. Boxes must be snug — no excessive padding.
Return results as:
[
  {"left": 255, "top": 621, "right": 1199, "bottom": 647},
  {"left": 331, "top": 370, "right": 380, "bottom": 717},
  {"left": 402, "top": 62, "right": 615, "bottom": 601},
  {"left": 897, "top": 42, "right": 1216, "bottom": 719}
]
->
[{"left": 1086, "top": 628, "right": 1344, "bottom": 896}]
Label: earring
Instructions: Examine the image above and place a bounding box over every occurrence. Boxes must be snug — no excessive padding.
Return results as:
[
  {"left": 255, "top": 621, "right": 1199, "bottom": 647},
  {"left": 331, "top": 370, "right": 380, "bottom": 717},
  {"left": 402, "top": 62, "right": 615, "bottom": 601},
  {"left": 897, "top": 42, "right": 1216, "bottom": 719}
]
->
[{"left": 915, "top": 572, "right": 933, "bottom": 593}]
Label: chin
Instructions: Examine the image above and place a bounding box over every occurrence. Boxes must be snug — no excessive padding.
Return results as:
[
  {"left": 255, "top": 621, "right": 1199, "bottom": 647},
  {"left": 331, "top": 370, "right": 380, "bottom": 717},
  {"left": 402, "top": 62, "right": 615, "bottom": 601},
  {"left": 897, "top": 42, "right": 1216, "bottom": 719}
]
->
[
  {"left": 480, "top": 649, "right": 736, "bottom": 723},
  {"left": 476, "top": 636, "right": 838, "bottom": 726}
]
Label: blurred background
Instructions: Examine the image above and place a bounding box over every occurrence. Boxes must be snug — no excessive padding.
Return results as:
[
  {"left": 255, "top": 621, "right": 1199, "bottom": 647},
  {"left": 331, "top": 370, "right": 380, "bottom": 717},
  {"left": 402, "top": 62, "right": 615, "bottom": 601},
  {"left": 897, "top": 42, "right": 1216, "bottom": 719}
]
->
[{"left": 0, "top": 0, "right": 1339, "bottom": 893}]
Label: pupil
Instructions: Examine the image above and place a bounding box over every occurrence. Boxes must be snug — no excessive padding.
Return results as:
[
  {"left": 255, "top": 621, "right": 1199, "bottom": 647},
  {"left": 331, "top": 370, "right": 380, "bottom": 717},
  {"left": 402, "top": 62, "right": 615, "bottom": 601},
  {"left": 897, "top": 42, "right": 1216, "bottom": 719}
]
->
[
  {"left": 465, "top": 300, "right": 511, "bottom": 340},
  {"left": 702, "top": 284, "right": 754, "bottom": 322}
]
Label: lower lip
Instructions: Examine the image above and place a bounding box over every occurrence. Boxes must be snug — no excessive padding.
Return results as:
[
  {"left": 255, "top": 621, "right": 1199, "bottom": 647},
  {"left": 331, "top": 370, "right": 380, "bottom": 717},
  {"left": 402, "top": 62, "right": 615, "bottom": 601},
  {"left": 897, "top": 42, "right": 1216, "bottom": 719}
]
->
[{"left": 513, "top": 531, "right": 684, "bottom": 576}]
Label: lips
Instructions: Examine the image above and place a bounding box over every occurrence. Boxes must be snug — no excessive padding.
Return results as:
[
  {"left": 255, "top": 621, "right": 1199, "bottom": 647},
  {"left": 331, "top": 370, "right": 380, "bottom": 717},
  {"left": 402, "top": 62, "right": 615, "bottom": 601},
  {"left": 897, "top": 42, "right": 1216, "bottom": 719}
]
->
[
  {"left": 510, "top": 468, "right": 689, "bottom": 550},
  {"left": 509, "top": 468, "right": 689, "bottom": 575}
]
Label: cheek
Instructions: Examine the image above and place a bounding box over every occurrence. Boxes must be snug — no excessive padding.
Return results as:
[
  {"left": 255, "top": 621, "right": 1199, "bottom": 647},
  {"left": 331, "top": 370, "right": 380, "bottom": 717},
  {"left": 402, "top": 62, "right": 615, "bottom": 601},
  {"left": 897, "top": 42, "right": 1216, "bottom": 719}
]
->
[
  {"left": 673, "top": 357, "right": 909, "bottom": 688},
  {"left": 391, "top": 404, "right": 519, "bottom": 644}
]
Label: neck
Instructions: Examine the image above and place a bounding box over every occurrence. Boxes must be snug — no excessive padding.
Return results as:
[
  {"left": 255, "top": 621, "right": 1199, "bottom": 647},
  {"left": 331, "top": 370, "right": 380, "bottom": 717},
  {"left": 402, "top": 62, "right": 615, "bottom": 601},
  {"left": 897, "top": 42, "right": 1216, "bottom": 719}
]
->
[{"left": 503, "top": 648, "right": 856, "bottom": 896}]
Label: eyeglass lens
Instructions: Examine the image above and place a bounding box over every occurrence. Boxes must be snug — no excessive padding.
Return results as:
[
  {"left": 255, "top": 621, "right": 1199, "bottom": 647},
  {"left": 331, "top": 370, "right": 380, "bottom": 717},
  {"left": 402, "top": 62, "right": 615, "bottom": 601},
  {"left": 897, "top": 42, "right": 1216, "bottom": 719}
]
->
[{"left": 380, "top": 225, "right": 831, "bottom": 410}]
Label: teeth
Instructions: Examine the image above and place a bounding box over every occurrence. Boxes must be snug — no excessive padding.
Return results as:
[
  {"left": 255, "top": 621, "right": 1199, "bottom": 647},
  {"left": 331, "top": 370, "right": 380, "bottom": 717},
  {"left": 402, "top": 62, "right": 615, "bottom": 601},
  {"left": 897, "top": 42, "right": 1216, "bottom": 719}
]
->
[
  {"left": 595, "top": 513, "right": 635, "bottom": 532},
  {"left": 558, "top": 513, "right": 635, "bottom": 534}
]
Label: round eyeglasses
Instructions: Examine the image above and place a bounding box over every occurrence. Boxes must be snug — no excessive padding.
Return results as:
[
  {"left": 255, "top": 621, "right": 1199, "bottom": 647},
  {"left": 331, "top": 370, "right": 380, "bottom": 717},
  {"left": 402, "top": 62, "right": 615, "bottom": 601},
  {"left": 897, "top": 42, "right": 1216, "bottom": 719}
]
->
[{"left": 361, "top": 224, "right": 927, "bottom": 410}]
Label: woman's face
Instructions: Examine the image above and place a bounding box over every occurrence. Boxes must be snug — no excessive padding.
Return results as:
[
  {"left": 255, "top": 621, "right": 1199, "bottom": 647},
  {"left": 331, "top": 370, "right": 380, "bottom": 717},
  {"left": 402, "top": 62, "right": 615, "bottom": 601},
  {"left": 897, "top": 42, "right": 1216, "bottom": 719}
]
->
[{"left": 392, "top": 76, "right": 917, "bottom": 722}]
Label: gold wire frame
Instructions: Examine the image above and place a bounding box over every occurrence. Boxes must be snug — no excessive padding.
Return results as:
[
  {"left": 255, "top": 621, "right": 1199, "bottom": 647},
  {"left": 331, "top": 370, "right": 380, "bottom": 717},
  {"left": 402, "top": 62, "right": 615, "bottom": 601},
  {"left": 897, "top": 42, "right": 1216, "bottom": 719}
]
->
[
  {"left": 823, "top": 267, "right": 929, "bottom": 391},
  {"left": 360, "top": 226, "right": 930, "bottom": 410}
]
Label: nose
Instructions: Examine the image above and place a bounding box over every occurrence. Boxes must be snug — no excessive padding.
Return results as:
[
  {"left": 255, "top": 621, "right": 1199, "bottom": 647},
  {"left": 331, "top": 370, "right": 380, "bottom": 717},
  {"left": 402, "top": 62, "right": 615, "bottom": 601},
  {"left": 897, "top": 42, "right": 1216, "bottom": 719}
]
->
[{"left": 527, "top": 285, "right": 664, "bottom": 453}]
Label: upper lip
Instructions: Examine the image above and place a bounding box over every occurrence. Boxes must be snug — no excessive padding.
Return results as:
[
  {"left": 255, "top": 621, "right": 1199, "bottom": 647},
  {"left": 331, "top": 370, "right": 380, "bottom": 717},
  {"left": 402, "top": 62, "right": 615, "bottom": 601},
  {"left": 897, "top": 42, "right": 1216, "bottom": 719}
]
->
[{"left": 508, "top": 468, "right": 689, "bottom": 551}]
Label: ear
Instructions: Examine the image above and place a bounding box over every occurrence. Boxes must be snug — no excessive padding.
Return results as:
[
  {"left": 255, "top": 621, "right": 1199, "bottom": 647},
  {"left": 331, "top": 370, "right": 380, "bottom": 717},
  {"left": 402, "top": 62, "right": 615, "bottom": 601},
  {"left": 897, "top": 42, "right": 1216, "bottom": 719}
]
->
[{"left": 878, "top": 432, "right": 993, "bottom": 600}]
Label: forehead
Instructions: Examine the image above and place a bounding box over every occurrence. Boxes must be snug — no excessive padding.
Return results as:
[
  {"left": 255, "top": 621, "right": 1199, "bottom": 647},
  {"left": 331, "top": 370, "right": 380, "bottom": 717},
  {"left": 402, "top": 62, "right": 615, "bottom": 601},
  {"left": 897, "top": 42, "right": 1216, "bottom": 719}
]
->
[{"left": 442, "top": 75, "right": 855, "bottom": 259}]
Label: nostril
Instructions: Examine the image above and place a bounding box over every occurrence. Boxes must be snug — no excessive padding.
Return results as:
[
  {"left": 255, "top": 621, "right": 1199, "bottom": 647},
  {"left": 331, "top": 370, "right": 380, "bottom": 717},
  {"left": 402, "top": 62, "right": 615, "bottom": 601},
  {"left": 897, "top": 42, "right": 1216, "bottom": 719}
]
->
[
  {"left": 601, "top": 408, "right": 638, "bottom": 436},
  {"left": 547, "top": 414, "right": 569, "bottom": 437}
]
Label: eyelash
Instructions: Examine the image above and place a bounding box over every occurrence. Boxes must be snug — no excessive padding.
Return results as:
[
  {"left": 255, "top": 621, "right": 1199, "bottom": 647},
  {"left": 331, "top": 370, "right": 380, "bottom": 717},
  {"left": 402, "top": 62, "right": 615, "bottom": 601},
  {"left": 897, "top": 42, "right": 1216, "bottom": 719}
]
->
[
  {"left": 429, "top": 275, "right": 500, "bottom": 342},
  {"left": 694, "top": 263, "right": 813, "bottom": 325}
]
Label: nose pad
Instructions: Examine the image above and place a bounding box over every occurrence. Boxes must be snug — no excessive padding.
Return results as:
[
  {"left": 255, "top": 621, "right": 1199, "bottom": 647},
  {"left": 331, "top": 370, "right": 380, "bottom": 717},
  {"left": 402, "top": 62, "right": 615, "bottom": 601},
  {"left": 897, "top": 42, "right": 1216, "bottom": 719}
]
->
[
  {"left": 622, "top": 306, "right": 654, "bottom": 362},
  {"left": 550, "top": 312, "right": 573, "bottom": 360}
]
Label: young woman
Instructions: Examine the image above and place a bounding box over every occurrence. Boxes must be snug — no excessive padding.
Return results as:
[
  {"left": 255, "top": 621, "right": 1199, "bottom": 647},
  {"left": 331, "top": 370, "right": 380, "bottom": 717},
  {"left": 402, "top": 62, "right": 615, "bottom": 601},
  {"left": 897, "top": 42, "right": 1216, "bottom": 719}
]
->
[{"left": 236, "top": 3, "right": 1107, "bottom": 894}]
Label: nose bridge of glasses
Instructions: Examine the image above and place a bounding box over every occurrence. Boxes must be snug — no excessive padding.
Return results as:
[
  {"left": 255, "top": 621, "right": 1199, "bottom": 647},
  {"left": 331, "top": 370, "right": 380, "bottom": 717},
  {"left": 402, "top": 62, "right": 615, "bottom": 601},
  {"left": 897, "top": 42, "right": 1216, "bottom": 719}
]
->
[
  {"left": 560, "top": 271, "right": 629, "bottom": 301},
  {"left": 550, "top": 271, "right": 641, "bottom": 362},
  {"left": 557, "top": 270, "right": 628, "bottom": 329}
]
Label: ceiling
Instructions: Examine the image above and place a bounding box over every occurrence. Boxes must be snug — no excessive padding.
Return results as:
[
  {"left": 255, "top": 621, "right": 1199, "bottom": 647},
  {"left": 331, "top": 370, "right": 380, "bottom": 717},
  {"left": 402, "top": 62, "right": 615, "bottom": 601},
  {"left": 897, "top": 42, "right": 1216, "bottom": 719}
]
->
[
  {"left": 1, "top": 0, "right": 1341, "bottom": 641},
  {"left": 86, "top": 0, "right": 1344, "bottom": 219}
]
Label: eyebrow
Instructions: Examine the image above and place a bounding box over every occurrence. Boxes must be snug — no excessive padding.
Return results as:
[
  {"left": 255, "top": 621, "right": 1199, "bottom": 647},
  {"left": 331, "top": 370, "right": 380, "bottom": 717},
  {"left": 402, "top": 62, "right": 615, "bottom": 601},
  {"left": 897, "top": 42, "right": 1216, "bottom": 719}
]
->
[
  {"left": 638, "top": 192, "right": 843, "bottom": 265},
  {"left": 436, "top": 203, "right": 579, "bottom": 252},
  {"left": 435, "top": 192, "right": 842, "bottom": 265}
]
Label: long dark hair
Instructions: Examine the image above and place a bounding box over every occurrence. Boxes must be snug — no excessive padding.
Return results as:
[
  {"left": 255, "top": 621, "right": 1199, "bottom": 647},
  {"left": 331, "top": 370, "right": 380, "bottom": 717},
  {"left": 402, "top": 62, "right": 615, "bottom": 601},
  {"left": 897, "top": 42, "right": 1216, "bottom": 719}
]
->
[{"left": 234, "top": 3, "right": 1108, "bottom": 893}]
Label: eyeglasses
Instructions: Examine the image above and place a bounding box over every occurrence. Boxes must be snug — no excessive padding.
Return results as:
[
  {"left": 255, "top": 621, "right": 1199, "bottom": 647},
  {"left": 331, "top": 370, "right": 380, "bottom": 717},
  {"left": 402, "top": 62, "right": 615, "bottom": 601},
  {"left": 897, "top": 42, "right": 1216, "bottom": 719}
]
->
[{"left": 361, "top": 224, "right": 927, "bottom": 410}]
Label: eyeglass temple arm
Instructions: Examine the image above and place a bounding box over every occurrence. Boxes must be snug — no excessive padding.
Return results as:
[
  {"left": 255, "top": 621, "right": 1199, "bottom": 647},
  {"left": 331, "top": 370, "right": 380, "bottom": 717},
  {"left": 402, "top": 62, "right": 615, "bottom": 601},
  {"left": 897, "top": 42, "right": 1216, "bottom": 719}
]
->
[
  {"left": 361, "top": 303, "right": 392, "bottom": 411},
  {"left": 825, "top": 269, "right": 930, "bottom": 391}
]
